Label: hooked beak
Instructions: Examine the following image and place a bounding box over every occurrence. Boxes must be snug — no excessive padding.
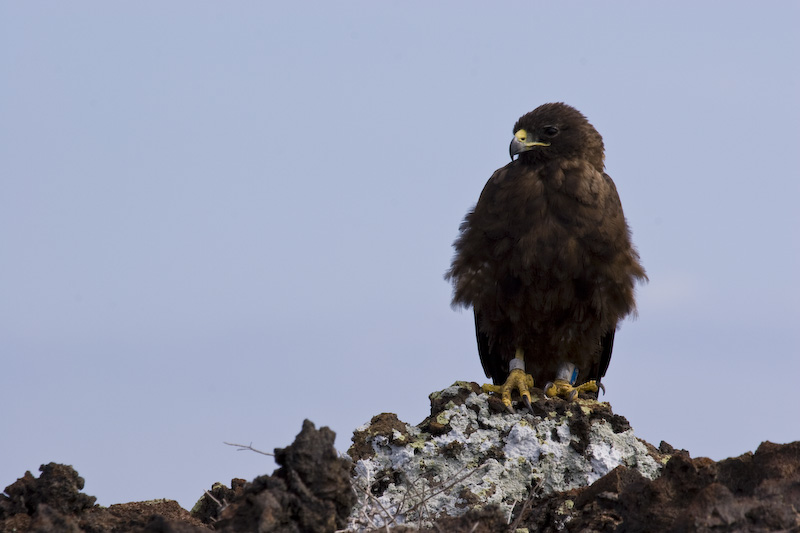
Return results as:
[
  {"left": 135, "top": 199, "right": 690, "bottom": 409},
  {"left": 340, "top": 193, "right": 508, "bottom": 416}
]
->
[{"left": 510, "top": 129, "right": 550, "bottom": 160}]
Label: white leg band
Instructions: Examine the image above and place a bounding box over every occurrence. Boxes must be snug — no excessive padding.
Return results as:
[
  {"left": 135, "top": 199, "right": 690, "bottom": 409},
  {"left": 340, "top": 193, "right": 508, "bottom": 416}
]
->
[{"left": 509, "top": 358, "right": 525, "bottom": 372}]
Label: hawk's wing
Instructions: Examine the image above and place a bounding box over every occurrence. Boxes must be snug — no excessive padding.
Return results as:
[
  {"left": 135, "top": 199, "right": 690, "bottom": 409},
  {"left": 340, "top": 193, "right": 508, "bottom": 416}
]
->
[{"left": 474, "top": 310, "right": 505, "bottom": 385}]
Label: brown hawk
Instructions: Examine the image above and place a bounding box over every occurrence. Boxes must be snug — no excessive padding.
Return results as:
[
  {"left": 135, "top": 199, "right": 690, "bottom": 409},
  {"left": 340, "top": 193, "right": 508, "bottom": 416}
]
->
[{"left": 446, "top": 102, "right": 646, "bottom": 410}]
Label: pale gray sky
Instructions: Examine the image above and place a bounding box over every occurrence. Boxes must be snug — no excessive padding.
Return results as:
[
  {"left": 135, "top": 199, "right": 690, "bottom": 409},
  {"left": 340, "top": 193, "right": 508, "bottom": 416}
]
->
[{"left": 2, "top": 1, "right": 798, "bottom": 510}]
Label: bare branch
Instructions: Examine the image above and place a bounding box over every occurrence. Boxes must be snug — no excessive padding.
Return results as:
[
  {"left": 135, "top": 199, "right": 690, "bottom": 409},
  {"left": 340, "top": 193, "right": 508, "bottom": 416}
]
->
[
  {"left": 352, "top": 476, "right": 399, "bottom": 528},
  {"left": 203, "top": 490, "right": 222, "bottom": 507},
  {"left": 223, "top": 441, "right": 274, "bottom": 456},
  {"left": 508, "top": 478, "right": 542, "bottom": 532},
  {"left": 405, "top": 462, "right": 489, "bottom": 516},
  {"left": 348, "top": 459, "right": 491, "bottom": 530}
]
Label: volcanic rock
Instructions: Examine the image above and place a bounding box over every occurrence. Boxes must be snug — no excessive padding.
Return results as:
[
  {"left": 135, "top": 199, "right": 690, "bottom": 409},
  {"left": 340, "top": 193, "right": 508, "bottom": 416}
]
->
[
  {"left": 212, "top": 419, "right": 356, "bottom": 533},
  {"left": 345, "top": 381, "right": 665, "bottom": 530}
]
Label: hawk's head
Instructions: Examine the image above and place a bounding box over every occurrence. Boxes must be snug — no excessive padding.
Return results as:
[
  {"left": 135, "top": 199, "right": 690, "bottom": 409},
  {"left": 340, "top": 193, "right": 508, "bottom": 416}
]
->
[{"left": 510, "top": 102, "right": 605, "bottom": 171}]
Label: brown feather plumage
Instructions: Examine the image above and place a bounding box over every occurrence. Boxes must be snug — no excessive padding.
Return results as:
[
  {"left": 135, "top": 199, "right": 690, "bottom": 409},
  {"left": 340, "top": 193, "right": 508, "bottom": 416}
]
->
[{"left": 446, "top": 103, "right": 646, "bottom": 388}]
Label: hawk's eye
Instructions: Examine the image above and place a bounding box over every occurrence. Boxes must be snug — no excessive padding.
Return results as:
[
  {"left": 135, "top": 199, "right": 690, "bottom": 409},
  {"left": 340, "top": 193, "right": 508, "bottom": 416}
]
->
[{"left": 543, "top": 126, "right": 559, "bottom": 137}]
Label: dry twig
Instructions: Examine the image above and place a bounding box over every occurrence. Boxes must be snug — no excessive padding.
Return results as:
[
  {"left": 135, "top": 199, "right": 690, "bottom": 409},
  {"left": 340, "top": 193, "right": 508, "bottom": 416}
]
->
[
  {"left": 507, "top": 478, "right": 542, "bottom": 532},
  {"left": 348, "top": 461, "right": 490, "bottom": 531},
  {"left": 223, "top": 441, "right": 274, "bottom": 456}
]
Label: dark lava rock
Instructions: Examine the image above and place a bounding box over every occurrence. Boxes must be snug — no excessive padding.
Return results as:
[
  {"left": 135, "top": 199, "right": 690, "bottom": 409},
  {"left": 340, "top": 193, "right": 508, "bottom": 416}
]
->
[
  {"left": 0, "top": 463, "right": 100, "bottom": 532},
  {"left": 214, "top": 419, "right": 356, "bottom": 533},
  {"left": 0, "top": 421, "right": 354, "bottom": 532},
  {"left": 0, "top": 463, "right": 208, "bottom": 533},
  {"left": 0, "top": 463, "right": 96, "bottom": 517},
  {"left": 86, "top": 500, "right": 209, "bottom": 532},
  {"left": 0, "top": 420, "right": 354, "bottom": 533},
  {"left": 519, "top": 440, "right": 800, "bottom": 532},
  {"left": 1, "top": 403, "right": 797, "bottom": 532},
  {"left": 190, "top": 479, "right": 246, "bottom": 524},
  {"left": 349, "top": 413, "right": 411, "bottom": 461}
]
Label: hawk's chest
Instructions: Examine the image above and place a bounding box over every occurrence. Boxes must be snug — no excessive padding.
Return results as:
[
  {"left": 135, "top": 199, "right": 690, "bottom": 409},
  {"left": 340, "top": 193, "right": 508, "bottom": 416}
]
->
[
  {"left": 482, "top": 167, "right": 607, "bottom": 269},
  {"left": 491, "top": 171, "right": 582, "bottom": 230}
]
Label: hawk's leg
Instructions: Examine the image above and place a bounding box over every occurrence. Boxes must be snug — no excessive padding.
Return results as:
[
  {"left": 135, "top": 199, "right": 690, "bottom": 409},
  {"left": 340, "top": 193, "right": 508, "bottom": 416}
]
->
[
  {"left": 544, "top": 362, "right": 605, "bottom": 401},
  {"left": 482, "top": 348, "right": 534, "bottom": 413}
]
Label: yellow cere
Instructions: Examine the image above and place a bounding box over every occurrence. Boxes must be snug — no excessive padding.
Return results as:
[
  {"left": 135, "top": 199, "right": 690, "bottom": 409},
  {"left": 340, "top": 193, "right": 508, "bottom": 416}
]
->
[{"left": 514, "top": 129, "right": 550, "bottom": 148}]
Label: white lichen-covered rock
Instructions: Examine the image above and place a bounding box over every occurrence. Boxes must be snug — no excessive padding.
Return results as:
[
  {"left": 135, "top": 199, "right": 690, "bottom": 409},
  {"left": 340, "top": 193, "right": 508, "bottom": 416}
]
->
[{"left": 344, "top": 382, "right": 664, "bottom": 530}]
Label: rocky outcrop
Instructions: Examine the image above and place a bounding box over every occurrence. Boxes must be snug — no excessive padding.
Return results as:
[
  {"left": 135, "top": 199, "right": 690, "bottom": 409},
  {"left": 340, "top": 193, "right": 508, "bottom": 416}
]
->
[
  {"left": 345, "top": 381, "right": 665, "bottom": 530},
  {"left": 0, "top": 463, "right": 206, "bottom": 532},
  {"left": 345, "top": 382, "right": 800, "bottom": 532},
  {"left": 211, "top": 419, "right": 356, "bottom": 533},
  {"left": 0, "top": 463, "right": 96, "bottom": 519},
  {"left": 1, "top": 387, "right": 798, "bottom": 532},
  {"left": 521, "top": 440, "right": 800, "bottom": 532},
  {"left": 0, "top": 420, "right": 354, "bottom": 533}
]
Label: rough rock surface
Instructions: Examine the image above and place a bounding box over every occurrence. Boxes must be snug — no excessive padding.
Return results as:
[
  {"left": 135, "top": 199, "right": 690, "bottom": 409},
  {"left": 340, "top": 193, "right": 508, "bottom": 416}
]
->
[
  {"left": 1, "top": 387, "right": 798, "bottom": 532},
  {"left": 0, "top": 463, "right": 207, "bottom": 532},
  {"left": 1, "top": 463, "right": 96, "bottom": 518},
  {"left": 345, "top": 381, "right": 664, "bottom": 530},
  {"left": 521, "top": 440, "right": 800, "bottom": 532},
  {"left": 189, "top": 478, "right": 246, "bottom": 525},
  {"left": 0, "top": 420, "right": 353, "bottom": 533},
  {"left": 210, "top": 419, "right": 356, "bottom": 533}
]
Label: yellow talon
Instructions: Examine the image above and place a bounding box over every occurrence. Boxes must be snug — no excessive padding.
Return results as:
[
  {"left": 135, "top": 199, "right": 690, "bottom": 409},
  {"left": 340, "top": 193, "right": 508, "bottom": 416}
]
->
[
  {"left": 482, "top": 368, "right": 535, "bottom": 411},
  {"left": 545, "top": 379, "right": 599, "bottom": 401}
]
